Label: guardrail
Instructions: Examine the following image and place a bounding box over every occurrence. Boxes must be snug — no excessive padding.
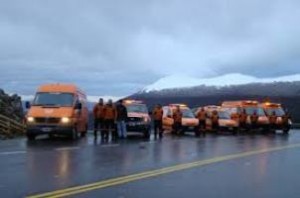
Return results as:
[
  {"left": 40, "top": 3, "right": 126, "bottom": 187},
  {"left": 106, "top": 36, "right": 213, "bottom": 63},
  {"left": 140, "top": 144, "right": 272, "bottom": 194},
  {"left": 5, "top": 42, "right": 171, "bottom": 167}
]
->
[{"left": 0, "top": 114, "right": 26, "bottom": 139}]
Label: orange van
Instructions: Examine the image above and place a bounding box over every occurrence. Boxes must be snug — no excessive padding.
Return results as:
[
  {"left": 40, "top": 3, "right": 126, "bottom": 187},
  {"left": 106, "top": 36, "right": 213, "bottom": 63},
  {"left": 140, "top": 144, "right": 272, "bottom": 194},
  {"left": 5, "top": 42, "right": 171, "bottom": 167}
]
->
[
  {"left": 25, "top": 83, "right": 89, "bottom": 140},
  {"left": 162, "top": 104, "right": 199, "bottom": 135},
  {"left": 260, "top": 102, "right": 292, "bottom": 134},
  {"left": 222, "top": 100, "right": 269, "bottom": 131}
]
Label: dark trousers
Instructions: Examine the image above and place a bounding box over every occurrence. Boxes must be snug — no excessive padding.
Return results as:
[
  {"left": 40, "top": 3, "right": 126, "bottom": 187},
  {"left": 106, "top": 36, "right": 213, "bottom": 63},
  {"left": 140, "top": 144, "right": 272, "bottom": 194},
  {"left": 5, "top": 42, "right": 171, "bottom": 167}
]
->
[
  {"left": 251, "top": 121, "right": 258, "bottom": 131},
  {"left": 239, "top": 122, "right": 247, "bottom": 130},
  {"left": 173, "top": 122, "right": 182, "bottom": 135},
  {"left": 104, "top": 119, "right": 116, "bottom": 139},
  {"left": 270, "top": 123, "right": 276, "bottom": 131},
  {"left": 94, "top": 118, "right": 103, "bottom": 137},
  {"left": 197, "top": 120, "right": 206, "bottom": 136},
  {"left": 198, "top": 120, "right": 206, "bottom": 130},
  {"left": 212, "top": 122, "right": 219, "bottom": 132},
  {"left": 154, "top": 120, "right": 163, "bottom": 137}
]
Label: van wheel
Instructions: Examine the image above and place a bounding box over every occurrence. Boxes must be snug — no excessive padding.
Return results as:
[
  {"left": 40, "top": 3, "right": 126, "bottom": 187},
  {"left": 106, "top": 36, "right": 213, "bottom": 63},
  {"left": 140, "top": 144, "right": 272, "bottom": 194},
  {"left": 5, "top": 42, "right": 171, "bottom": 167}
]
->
[{"left": 27, "top": 134, "right": 36, "bottom": 141}]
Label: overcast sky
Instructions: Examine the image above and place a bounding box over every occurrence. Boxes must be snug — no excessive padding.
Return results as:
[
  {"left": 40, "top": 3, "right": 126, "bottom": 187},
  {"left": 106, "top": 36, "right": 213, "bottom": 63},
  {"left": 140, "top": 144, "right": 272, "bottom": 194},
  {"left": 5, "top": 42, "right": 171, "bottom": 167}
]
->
[{"left": 1, "top": 0, "right": 300, "bottom": 96}]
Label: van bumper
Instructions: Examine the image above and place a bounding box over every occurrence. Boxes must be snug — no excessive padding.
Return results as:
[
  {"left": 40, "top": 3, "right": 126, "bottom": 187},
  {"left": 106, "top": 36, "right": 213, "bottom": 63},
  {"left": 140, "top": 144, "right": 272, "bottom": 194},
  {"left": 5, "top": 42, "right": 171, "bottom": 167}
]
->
[
  {"left": 126, "top": 124, "right": 150, "bottom": 132},
  {"left": 219, "top": 126, "right": 238, "bottom": 131},
  {"left": 26, "top": 125, "right": 73, "bottom": 136},
  {"left": 182, "top": 126, "right": 197, "bottom": 132}
]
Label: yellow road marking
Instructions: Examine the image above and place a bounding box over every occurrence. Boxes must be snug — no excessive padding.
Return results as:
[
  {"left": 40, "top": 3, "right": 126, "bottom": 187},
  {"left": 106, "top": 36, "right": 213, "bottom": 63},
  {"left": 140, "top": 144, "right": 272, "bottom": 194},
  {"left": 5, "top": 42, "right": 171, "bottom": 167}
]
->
[{"left": 27, "top": 143, "right": 300, "bottom": 198}]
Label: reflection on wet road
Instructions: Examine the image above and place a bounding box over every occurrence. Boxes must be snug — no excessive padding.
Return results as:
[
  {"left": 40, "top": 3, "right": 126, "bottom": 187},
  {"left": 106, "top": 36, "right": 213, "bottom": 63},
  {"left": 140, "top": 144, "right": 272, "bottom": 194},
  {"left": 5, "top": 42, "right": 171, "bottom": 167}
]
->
[{"left": 0, "top": 131, "right": 300, "bottom": 197}]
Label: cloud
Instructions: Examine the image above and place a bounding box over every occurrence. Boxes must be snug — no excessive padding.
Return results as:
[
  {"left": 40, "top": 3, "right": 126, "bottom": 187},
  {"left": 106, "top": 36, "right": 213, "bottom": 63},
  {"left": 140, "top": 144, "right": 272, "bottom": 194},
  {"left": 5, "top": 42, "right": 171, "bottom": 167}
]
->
[{"left": 0, "top": 0, "right": 300, "bottom": 96}]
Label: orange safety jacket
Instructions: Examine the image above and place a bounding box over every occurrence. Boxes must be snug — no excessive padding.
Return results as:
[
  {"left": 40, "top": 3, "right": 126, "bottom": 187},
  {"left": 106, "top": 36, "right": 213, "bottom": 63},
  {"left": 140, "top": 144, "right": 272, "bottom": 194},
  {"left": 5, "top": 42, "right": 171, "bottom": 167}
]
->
[
  {"left": 103, "top": 105, "right": 116, "bottom": 120},
  {"left": 173, "top": 111, "right": 183, "bottom": 123},
  {"left": 250, "top": 114, "right": 259, "bottom": 123},
  {"left": 211, "top": 114, "right": 219, "bottom": 124},
  {"left": 153, "top": 107, "right": 163, "bottom": 121},
  {"left": 196, "top": 111, "right": 206, "bottom": 121},
  {"left": 93, "top": 104, "right": 105, "bottom": 119},
  {"left": 239, "top": 113, "right": 248, "bottom": 123},
  {"left": 268, "top": 115, "right": 277, "bottom": 124}
]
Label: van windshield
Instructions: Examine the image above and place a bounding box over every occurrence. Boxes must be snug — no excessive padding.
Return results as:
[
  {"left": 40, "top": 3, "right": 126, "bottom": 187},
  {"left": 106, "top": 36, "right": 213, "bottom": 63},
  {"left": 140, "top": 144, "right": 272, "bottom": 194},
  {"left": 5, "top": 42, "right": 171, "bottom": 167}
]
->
[
  {"left": 265, "top": 108, "right": 285, "bottom": 116},
  {"left": 126, "top": 104, "right": 148, "bottom": 113},
  {"left": 244, "top": 107, "right": 265, "bottom": 116},
  {"left": 181, "top": 108, "right": 195, "bottom": 118},
  {"left": 33, "top": 92, "right": 74, "bottom": 107},
  {"left": 218, "top": 111, "right": 231, "bottom": 119}
]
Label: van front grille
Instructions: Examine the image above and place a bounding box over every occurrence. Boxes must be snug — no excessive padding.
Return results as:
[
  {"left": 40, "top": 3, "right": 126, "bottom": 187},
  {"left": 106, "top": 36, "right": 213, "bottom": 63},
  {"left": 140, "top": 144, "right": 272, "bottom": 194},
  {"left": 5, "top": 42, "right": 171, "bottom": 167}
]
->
[
  {"left": 35, "top": 117, "right": 61, "bottom": 124},
  {"left": 127, "top": 117, "right": 143, "bottom": 122}
]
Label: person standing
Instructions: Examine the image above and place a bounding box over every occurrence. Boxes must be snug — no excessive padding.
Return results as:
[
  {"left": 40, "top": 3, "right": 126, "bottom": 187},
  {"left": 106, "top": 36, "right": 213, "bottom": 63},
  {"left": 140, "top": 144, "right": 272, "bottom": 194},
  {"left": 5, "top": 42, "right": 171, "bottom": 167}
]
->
[
  {"left": 239, "top": 109, "right": 248, "bottom": 131},
  {"left": 153, "top": 104, "right": 164, "bottom": 139},
  {"left": 116, "top": 100, "right": 128, "bottom": 139},
  {"left": 211, "top": 110, "right": 219, "bottom": 133},
  {"left": 93, "top": 98, "right": 105, "bottom": 139},
  {"left": 103, "top": 99, "right": 117, "bottom": 141},
  {"left": 173, "top": 106, "right": 183, "bottom": 135},
  {"left": 196, "top": 107, "right": 207, "bottom": 136},
  {"left": 250, "top": 110, "right": 259, "bottom": 131},
  {"left": 268, "top": 111, "right": 277, "bottom": 131}
]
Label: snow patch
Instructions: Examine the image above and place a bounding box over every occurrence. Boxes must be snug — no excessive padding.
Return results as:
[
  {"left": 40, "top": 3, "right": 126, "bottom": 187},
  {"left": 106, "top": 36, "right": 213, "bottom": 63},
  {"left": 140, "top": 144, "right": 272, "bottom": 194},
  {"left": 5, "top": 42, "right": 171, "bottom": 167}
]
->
[{"left": 143, "top": 73, "right": 300, "bottom": 92}]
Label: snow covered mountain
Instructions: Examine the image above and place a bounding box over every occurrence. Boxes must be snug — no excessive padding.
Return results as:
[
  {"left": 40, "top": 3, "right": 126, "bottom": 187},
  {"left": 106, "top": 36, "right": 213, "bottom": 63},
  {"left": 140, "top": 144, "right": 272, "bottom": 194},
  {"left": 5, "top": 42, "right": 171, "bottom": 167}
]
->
[{"left": 142, "top": 73, "right": 300, "bottom": 92}]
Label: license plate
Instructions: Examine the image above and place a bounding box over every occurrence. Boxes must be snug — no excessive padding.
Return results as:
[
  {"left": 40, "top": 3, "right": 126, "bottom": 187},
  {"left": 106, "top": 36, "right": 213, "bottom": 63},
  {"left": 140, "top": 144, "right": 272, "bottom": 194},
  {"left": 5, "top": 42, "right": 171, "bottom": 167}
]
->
[{"left": 41, "top": 127, "right": 52, "bottom": 132}]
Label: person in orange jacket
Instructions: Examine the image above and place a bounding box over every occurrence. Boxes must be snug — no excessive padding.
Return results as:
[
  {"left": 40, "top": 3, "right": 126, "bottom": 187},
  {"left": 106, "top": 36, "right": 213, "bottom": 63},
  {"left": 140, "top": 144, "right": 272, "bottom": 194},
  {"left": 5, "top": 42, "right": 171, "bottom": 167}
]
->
[
  {"left": 239, "top": 109, "right": 248, "bottom": 131},
  {"left": 153, "top": 104, "right": 164, "bottom": 139},
  {"left": 268, "top": 111, "right": 277, "bottom": 131},
  {"left": 250, "top": 110, "right": 259, "bottom": 130},
  {"left": 93, "top": 98, "right": 105, "bottom": 139},
  {"left": 103, "top": 99, "right": 117, "bottom": 141},
  {"left": 211, "top": 110, "right": 219, "bottom": 133},
  {"left": 173, "top": 106, "right": 183, "bottom": 135},
  {"left": 196, "top": 107, "right": 207, "bottom": 136}
]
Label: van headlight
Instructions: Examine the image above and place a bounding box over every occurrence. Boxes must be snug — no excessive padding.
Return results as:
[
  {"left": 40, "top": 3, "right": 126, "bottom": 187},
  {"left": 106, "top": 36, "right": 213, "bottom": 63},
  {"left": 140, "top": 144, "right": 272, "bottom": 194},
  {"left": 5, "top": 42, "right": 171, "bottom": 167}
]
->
[
  {"left": 27, "top": 117, "right": 35, "bottom": 123},
  {"left": 61, "top": 117, "right": 71, "bottom": 124}
]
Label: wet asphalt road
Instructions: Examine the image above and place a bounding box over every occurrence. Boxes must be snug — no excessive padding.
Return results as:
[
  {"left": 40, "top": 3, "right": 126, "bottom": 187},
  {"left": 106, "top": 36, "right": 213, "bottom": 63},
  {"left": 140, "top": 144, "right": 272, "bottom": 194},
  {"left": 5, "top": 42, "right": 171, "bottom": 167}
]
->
[{"left": 1, "top": 131, "right": 300, "bottom": 198}]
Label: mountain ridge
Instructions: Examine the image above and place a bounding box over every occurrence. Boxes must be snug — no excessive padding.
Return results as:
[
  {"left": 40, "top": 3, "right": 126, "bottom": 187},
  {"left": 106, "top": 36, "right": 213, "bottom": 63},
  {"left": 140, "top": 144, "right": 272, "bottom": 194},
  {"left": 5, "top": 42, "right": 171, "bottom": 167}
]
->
[{"left": 142, "top": 73, "right": 300, "bottom": 92}]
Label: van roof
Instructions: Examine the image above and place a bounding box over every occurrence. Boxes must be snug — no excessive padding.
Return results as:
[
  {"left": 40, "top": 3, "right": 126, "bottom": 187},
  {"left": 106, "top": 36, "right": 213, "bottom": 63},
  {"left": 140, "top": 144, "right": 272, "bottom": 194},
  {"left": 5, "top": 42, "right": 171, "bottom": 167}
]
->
[
  {"left": 37, "top": 83, "right": 85, "bottom": 94},
  {"left": 260, "top": 102, "right": 282, "bottom": 108},
  {"left": 222, "top": 100, "right": 258, "bottom": 107},
  {"left": 169, "top": 104, "right": 188, "bottom": 107}
]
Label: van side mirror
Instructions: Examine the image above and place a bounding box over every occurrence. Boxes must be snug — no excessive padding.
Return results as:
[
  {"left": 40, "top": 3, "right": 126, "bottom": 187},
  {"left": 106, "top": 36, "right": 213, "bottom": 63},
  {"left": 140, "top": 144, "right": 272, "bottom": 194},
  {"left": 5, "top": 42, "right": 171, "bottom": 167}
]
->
[
  {"left": 25, "top": 101, "right": 31, "bottom": 109},
  {"left": 75, "top": 103, "right": 82, "bottom": 110}
]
